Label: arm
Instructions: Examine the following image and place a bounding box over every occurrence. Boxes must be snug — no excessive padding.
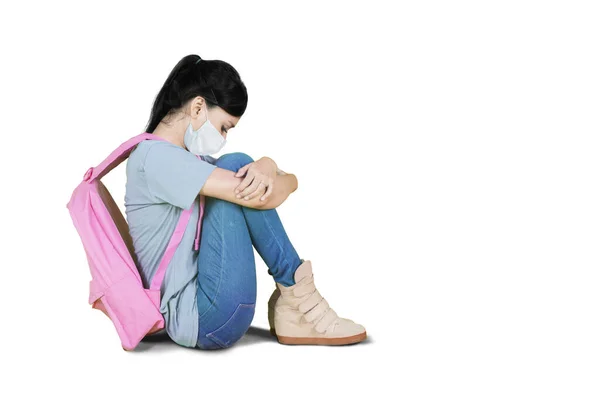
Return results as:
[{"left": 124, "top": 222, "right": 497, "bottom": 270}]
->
[
  {"left": 260, "top": 173, "right": 298, "bottom": 210},
  {"left": 199, "top": 167, "right": 297, "bottom": 210},
  {"left": 260, "top": 159, "right": 298, "bottom": 209}
]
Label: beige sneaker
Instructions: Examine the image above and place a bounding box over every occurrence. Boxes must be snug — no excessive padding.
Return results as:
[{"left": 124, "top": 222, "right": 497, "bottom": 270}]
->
[{"left": 267, "top": 259, "right": 367, "bottom": 345}]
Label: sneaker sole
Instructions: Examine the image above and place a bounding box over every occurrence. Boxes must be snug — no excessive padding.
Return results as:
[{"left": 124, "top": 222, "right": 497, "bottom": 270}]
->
[{"left": 270, "top": 328, "right": 367, "bottom": 345}]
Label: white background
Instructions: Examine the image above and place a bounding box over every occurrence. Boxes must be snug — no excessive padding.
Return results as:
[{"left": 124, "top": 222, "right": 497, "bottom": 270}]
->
[{"left": 1, "top": 1, "right": 598, "bottom": 399}]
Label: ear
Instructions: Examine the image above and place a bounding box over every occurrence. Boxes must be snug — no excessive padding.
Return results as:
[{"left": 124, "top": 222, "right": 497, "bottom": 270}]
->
[{"left": 191, "top": 96, "right": 205, "bottom": 117}]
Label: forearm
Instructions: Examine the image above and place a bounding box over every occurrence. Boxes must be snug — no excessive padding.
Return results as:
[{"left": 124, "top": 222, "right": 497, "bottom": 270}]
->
[
  {"left": 255, "top": 156, "right": 297, "bottom": 209},
  {"left": 260, "top": 173, "right": 298, "bottom": 210}
]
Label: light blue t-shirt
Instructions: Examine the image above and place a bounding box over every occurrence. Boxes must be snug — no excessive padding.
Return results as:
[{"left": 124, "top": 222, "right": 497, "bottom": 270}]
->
[{"left": 125, "top": 140, "right": 217, "bottom": 347}]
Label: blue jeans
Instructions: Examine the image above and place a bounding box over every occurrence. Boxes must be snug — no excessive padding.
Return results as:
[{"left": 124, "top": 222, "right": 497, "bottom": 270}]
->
[{"left": 196, "top": 152, "right": 303, "bottom": 350}]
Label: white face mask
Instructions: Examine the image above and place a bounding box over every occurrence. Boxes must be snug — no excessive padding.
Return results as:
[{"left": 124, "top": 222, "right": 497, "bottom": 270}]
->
[{"left": 183, "top": 106, "right": 227, "bottom": 156}]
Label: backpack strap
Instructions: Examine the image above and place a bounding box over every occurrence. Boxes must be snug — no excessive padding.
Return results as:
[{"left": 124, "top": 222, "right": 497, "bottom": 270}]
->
[
  {"left": 152, "top": 155, "right": 208, "bottom": 289},
  {"left": 150, "top": 204, "right": 194, "bottom": 291},
  {"left": 149, "top": 156, "right": 207, "bottom": 290},
  {"left": 87, "top": 132, "right": 168, "bottom": 182}
]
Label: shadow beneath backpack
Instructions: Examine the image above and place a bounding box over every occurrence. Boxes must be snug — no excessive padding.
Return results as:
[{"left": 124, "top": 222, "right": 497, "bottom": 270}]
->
[{"left": 132, "top": 326, "right": 277, "bottom": 353}]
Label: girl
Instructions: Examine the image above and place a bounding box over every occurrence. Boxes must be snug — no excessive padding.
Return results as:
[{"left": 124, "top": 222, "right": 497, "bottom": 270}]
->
[{"left": 125, "top": 54, "right": 367, "bottom": 350}]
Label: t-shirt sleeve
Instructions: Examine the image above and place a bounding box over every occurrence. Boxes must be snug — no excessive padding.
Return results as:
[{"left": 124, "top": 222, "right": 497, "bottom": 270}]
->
[{"left": 143, "top": 142, "right": 218, "bottom": 209}]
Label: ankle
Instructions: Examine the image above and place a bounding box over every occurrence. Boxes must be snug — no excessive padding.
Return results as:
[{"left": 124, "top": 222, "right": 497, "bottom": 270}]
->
[{"left": 274, "top": 258, "right": 304, "bottom": 287}]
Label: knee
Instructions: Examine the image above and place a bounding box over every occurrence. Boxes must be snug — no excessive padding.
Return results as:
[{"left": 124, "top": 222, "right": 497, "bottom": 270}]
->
[
  {"left": 215, "top": 152, "right": 254, "bottom": 173},
  {"left": 203, "top": 303, "right": 256, "bottom": 349}
]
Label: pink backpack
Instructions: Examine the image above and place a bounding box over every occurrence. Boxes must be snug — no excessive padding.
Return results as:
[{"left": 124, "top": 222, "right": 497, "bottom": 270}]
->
[{"left": 66, "top": 133, "right": 206, "bottom": 351}]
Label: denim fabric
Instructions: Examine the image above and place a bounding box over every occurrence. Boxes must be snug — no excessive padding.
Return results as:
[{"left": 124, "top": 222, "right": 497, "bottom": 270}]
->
[{"left": 196, "top": 152, "right": 303, "bottom": 350}]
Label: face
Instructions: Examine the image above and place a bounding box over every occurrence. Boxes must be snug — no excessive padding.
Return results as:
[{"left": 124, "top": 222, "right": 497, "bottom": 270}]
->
[{"left": 189, "top": 96, "right": 240, "bottom": 140}]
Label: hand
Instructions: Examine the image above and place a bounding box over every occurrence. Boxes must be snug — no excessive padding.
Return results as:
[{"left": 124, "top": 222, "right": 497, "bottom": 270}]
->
[{"left": 234, "top": 157, "right": 277, "bottom": 202}]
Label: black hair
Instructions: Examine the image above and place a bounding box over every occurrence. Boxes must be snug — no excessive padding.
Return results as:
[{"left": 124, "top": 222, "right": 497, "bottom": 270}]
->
[{"left": 145, "top": 54, "right": 248, "bottom": 133}]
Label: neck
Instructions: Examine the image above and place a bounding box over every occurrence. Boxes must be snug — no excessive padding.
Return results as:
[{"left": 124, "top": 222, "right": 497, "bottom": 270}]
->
[{"left": 151, "top": 113, "right": 189, "bottom": 149}]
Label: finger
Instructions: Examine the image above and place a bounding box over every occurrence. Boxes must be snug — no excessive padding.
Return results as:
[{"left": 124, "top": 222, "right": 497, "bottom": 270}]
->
[
  {"left": 235, "top": 163, "right": 250, "bottom": 179},
  {"left": 245, "top": 182, "right": 268, "bottom": 201},
  {"left": 238, "top": 174, "right": 267, "bottom": 198},
  {"left": 260, "top": 182, "right": 274, "bottom": 202},
  {"left": 236, "top": 175, "right": 254, "bottom": 196},
  {"left": 260, "top": 178, "right": 274, "bottom": 201},
  {"left": 239, "top": 179, "right": 261, "bottom": 199}
]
